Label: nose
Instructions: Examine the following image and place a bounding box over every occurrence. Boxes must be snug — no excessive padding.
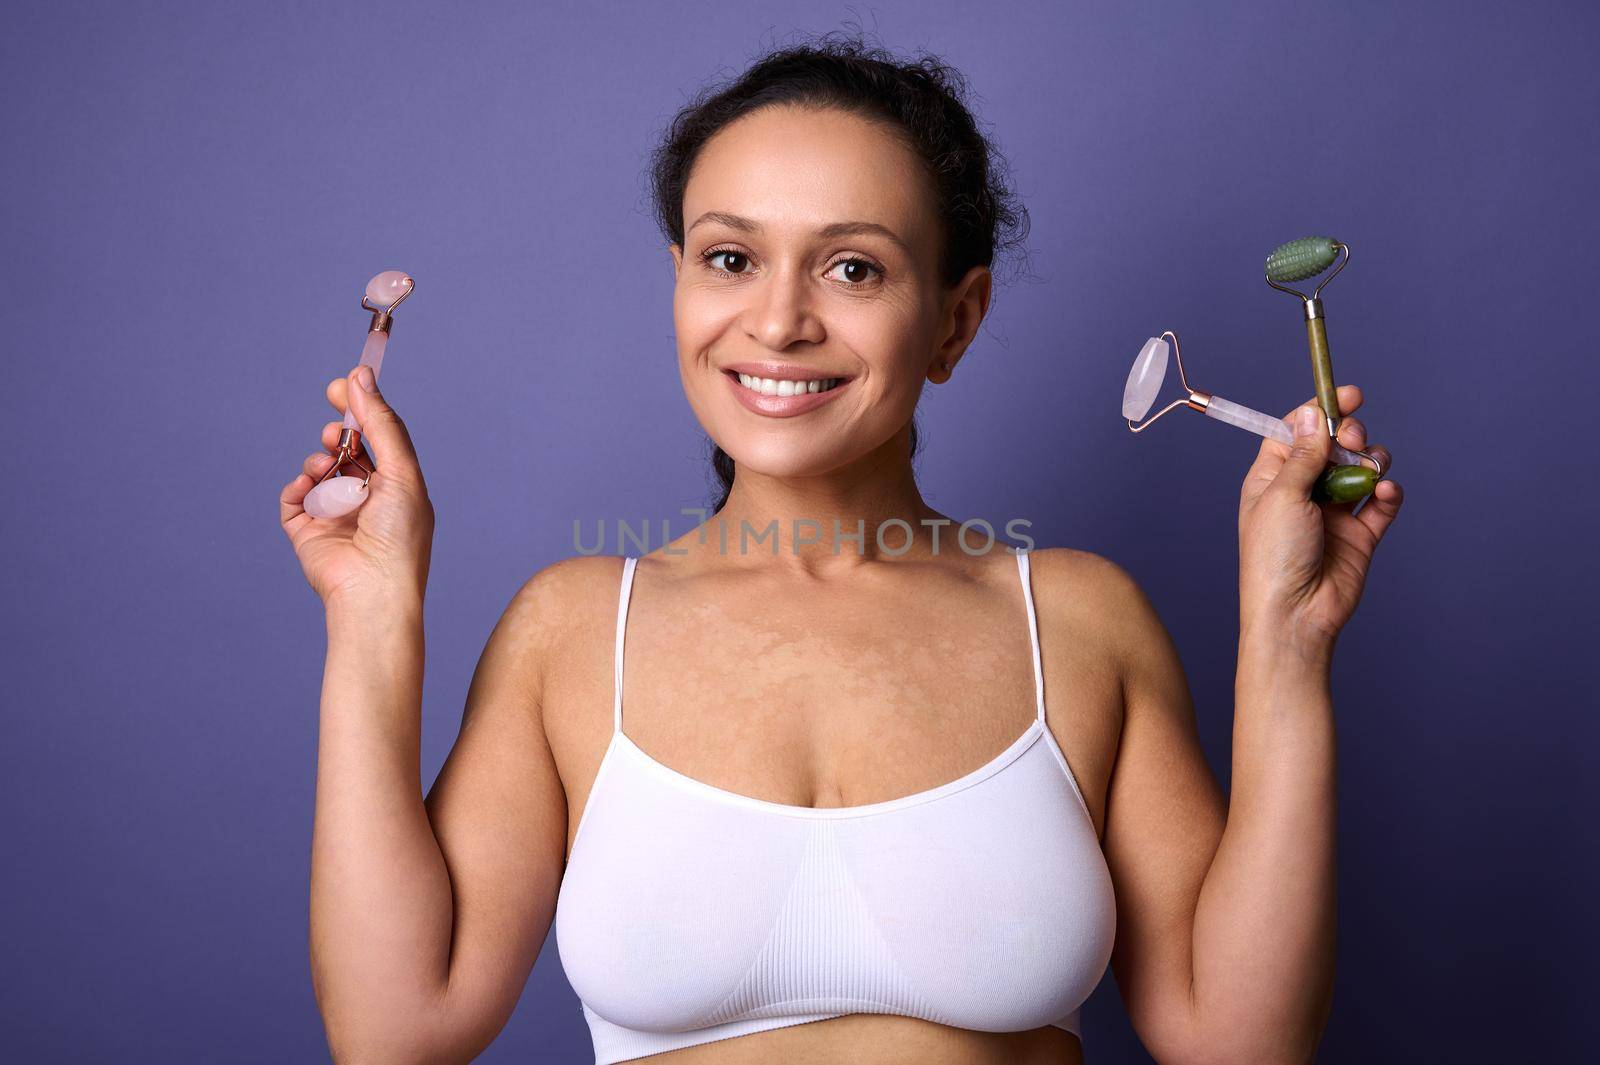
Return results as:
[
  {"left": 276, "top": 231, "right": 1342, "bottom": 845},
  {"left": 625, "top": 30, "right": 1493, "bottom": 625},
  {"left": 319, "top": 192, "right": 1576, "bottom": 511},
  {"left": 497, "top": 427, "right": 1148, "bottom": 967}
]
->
[{"left": 742, "top": 262, "right": 825, "bottom": 351}]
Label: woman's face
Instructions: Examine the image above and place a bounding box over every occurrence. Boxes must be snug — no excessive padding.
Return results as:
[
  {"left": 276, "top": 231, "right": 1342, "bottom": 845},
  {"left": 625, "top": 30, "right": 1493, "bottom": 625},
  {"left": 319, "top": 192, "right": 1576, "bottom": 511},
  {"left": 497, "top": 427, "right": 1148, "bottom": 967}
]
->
[{"left": 670, "top": 104, "right": 990, "bottom": 485}]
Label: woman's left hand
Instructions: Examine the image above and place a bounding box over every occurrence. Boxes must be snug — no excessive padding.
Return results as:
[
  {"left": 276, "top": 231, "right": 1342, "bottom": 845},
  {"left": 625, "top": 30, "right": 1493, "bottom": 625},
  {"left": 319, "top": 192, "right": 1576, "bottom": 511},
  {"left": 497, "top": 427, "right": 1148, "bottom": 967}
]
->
[{"left": 1237, "top": 384, "right": 1405, "bottom": 655}]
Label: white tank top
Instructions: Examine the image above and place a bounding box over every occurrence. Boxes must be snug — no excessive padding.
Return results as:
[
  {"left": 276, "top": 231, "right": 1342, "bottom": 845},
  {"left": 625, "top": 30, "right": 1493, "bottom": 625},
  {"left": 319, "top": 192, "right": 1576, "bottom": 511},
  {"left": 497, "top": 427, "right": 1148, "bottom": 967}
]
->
[{"left": 555, "top": 550, "right": 1116, "bottom": 1063}]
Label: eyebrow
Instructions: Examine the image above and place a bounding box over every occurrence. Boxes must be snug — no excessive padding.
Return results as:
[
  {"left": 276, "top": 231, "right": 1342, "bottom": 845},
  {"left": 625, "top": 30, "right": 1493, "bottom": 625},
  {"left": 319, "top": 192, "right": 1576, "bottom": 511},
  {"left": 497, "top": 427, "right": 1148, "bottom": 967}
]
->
[{"left": 686, "top": 211, "right": 912, "bottom": 256}]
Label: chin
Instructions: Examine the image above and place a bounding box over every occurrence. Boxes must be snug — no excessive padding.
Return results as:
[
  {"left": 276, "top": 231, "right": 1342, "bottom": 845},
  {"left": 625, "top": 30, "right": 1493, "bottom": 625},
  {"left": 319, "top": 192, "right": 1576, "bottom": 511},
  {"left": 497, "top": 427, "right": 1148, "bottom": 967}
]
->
[{"left": 714, "top": 437, "right": 854, "bottom": 480}]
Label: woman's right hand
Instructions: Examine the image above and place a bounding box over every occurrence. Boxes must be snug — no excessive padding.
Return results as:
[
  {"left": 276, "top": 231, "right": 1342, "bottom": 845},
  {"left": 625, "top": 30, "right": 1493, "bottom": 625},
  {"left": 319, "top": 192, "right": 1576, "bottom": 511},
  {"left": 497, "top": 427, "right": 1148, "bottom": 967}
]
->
[{"left": 279, "top": 364, "right": 436, "bottom": 609}]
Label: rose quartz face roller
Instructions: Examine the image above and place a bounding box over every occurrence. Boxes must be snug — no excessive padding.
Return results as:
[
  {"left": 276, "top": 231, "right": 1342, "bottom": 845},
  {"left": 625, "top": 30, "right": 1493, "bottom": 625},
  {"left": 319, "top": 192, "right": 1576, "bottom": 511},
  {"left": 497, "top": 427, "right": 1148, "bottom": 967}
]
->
[
  {"left": 1123, "top": 331, "right": 1383, "bottom": 472},
  {"left": 303, "top": 270, "right": 415, "bottom": 519}
]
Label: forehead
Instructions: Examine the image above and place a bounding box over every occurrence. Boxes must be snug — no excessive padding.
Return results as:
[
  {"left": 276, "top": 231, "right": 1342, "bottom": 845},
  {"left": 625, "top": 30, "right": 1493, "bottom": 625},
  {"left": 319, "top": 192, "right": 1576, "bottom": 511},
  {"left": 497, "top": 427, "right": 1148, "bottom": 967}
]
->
[{"left": 683, "top": 105, "right": 933, "bottom": 246}]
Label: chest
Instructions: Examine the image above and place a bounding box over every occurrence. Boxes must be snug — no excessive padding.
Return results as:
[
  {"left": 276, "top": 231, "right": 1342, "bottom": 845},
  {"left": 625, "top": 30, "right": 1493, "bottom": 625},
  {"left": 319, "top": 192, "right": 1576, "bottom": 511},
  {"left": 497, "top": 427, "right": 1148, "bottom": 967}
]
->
[{"left": 543, "top": 567, "right": 1123, "bottom": 859}]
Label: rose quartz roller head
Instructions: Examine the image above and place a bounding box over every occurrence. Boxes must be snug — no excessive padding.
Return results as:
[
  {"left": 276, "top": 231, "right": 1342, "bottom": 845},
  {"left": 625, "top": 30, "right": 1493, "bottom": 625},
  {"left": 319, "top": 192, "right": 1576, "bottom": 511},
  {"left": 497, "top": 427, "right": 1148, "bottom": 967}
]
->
[
  {"left": 303, "top": 271, "right": 415, "bottom": 519},
  {"left": 1122, "top": 330, "right": 1385, "bottom": 473}
]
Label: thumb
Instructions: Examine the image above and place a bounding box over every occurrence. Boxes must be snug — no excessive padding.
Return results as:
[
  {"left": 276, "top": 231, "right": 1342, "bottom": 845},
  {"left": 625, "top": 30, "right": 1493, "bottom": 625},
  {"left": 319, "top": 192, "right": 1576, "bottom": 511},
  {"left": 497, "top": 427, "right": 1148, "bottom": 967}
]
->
[
  {"left": 1276, "top": 402, "right": 1332, "bottom": 496},
  {"left": 346, "top": 364, "right": 421, "bottom": 482}
]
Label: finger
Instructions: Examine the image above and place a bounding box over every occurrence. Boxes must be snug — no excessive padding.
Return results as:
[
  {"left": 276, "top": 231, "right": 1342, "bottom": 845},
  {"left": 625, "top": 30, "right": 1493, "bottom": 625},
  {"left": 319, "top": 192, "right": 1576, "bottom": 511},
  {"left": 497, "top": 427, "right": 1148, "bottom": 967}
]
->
[
  {"left": 280, "top": 471, "right": 314, "bottom": 530},
  {"left": 1285, "top": 382, "right": 1363, "bottom": 422},
  {"left": 1280, "top": 383, "right": 1369, "bottom": 438},
  {"left": 327, "top": 375, "right": 350, "bottom": 417},
  {"left": 302, "top": 450, "right": 338, "bottom": 478},
  {"left": 343, "top": 364, "right": 423, "bottom": 487},
  {"left": 1334, "top": 383, "right": 1363, "bottom": 418},
  {"left": 1270, "top": 402, "right": 1332, "bottom": 498},
  {"left": 1299, "top": 378, "right": 1363, "bottom": 415},
  {"left": 1336, "top": 415, "right": 1367, "bottom": 453},
  {"left": 1356, "top": 477, "right": 1404, "bottom": 542}
]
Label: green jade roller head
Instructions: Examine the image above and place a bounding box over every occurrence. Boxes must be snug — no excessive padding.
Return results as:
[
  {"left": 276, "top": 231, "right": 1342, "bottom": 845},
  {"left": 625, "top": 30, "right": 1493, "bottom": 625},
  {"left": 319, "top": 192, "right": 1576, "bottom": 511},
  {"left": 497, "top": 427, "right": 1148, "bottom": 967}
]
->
[
  {"left": 1265, "top": 235, "right": 1375, "bottom": 503},
  {"left": 1265, "top": 236, "right": 1341, "bottom": 285}
]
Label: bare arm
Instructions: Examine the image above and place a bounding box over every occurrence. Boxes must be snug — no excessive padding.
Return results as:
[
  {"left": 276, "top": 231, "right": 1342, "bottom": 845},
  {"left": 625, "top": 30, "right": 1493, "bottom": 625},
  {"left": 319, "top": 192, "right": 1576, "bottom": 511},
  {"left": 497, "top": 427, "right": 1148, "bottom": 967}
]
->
[
  {"left": 1093, "top": 385, "right": 1401, "bottom": 1064},
  {"left": 1095, "top": 561, "right": 1335, "bottom": 1065},
  {"left": 310, "top": 571, "right": 569, "bottom": 1064},
  {"left": 1190, "top": 630, "right": 1337, "bottom": 1055}
]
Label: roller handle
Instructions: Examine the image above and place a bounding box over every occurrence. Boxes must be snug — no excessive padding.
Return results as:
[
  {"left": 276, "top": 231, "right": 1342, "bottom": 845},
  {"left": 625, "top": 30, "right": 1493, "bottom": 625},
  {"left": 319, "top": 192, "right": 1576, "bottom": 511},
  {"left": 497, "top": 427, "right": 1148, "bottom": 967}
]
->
[
  {"left": 342, "top": 329, "right": 390, "bottom": 431},
  {"left": 1306, "top": 317, "right": 1340, "bottom": 433},
  {"left": 1205, "top": 394, "right": 1371, "bottom": 468}
]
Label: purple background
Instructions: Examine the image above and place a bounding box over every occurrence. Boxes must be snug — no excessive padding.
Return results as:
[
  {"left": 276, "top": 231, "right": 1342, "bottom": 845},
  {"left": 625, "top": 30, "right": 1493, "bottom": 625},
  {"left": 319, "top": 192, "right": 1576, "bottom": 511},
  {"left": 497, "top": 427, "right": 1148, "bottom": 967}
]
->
[{"left": 3, "top": 1, "right": 1593, "bottom": 1061}]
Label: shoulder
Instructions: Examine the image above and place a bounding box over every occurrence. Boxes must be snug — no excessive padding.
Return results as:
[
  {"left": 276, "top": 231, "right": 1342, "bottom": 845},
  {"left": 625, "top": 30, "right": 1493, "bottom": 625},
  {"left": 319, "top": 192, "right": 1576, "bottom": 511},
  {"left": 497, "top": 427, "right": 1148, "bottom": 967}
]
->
[
  {"left": 484, "top": 555, "right": 629, "bottom": 693},
  {"left": 1025, "top": 546, "right": 1154, "bottom": 632},
  {"left": 506, "top": 553, "right": 628, "bottom": 623},
  {"left": 1024, "top": 547, "right": 1177, "bottom": 692}
]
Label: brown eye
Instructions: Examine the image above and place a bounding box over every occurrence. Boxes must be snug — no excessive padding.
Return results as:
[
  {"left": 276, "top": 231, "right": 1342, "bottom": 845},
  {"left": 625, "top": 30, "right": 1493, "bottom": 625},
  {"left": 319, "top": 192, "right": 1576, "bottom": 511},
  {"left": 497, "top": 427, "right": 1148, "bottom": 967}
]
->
[
  {"left": 824, "top": 257, "right": 882, "bottom": 285},
  {"left": 703, "top": 249, "right": 751, "bottom": 274}
]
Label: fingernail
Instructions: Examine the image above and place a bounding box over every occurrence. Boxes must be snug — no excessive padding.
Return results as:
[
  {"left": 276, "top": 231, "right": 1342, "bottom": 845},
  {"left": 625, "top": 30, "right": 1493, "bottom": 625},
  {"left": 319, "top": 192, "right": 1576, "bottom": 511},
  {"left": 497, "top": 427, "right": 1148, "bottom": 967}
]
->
[
  {"left": 356, "top": 366, "right": 376, "bottom": 392},
  {"left": 1296, "top": 405, "right": 1318, "bottom": 435}
]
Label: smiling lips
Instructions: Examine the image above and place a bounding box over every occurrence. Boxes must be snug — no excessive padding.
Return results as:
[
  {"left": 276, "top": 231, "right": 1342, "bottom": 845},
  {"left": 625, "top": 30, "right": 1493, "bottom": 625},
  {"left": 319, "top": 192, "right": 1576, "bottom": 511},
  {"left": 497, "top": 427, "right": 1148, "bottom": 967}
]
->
[{"left": 722, "top": 366, "right": 853, "bottom": 417}]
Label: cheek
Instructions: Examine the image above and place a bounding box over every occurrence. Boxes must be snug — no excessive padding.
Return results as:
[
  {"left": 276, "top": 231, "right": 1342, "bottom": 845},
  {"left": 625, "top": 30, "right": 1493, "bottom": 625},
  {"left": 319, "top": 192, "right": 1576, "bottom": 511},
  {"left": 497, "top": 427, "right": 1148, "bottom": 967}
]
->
[
  {"left": 844, "top": 307, "right": 934, "bottom": 394},
  {"left": 673, "top": 285, "right": 734, "bottom": 364},
  {"left": 671, "top": 290, "right": 730, "bottom": 425}
]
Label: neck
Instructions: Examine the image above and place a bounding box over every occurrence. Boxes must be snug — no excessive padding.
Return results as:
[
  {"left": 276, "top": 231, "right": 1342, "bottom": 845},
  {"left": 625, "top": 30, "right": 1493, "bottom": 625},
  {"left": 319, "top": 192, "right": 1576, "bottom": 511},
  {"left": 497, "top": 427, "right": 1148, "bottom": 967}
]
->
[{"left": 707, "top": 426, "right": 952, "bottom": 569}]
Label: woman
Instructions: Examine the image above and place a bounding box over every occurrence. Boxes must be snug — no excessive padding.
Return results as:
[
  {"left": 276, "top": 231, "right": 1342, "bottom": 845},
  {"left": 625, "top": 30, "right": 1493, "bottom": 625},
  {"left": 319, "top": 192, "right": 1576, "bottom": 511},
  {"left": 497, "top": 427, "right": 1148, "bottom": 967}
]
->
[{"left": 280, "top": 38, "right": 1403, "bottom": 1065}]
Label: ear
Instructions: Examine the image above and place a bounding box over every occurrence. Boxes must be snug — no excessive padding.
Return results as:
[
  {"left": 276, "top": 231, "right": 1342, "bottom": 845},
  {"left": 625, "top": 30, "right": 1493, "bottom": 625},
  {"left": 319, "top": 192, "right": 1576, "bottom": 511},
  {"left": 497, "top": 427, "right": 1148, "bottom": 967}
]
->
[
  {"left": 669, "top": 243, "right": 683, "bottom": 279},
  {"left": 928, "top": 264, "right": 992, "bottom": 383}
]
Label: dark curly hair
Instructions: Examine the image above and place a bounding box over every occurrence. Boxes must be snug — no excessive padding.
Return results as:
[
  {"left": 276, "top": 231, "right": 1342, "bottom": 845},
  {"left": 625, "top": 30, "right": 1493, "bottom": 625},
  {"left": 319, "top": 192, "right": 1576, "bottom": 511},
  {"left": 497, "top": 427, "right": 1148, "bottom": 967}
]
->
[{"left": 646, "top": 30, "right": 1031, "bottom": 512}]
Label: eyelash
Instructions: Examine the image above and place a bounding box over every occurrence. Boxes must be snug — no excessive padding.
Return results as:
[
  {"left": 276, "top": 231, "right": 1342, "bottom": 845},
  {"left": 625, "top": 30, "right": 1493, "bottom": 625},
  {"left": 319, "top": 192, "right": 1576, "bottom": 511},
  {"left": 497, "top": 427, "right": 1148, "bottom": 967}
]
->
[{"left": 698, "top": 245, "right": 885, "bottom": 287}]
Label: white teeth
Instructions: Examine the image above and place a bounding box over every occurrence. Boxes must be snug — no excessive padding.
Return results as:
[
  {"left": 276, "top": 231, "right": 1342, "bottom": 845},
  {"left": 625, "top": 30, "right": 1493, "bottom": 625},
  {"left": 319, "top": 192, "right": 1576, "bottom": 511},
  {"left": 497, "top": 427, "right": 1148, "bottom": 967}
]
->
[{"left": 734, "top": 373, "right": 842, "bottom": 397}]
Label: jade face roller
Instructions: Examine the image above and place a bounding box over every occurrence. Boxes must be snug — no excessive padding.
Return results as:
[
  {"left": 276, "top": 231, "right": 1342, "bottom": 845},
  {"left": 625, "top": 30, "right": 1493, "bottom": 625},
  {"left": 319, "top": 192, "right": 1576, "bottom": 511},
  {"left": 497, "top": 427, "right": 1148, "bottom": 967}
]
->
[
  {"left": 1263, "top": 236, "right": 1390, "bottom": 500},
  {"left": 1123, "top": 331, "right": 1382, "bottom": 471},
  {"left": 303, "top": 270, "right": 415, "bottom": 520},
  {"left": 1265, "top": 236, "right": 1348, "bottom": 438}
]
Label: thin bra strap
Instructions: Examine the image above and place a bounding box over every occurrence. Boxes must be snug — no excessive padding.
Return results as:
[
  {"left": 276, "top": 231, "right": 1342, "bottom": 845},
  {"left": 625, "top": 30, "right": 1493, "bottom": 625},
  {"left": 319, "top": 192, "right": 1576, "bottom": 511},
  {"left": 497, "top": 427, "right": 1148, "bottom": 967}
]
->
[
  {"left": 612, "top": 555, "right": 638, "bottom": 735},
  {"left": 1016, "top": 549, "right": 1048, "bottom": 726}
]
